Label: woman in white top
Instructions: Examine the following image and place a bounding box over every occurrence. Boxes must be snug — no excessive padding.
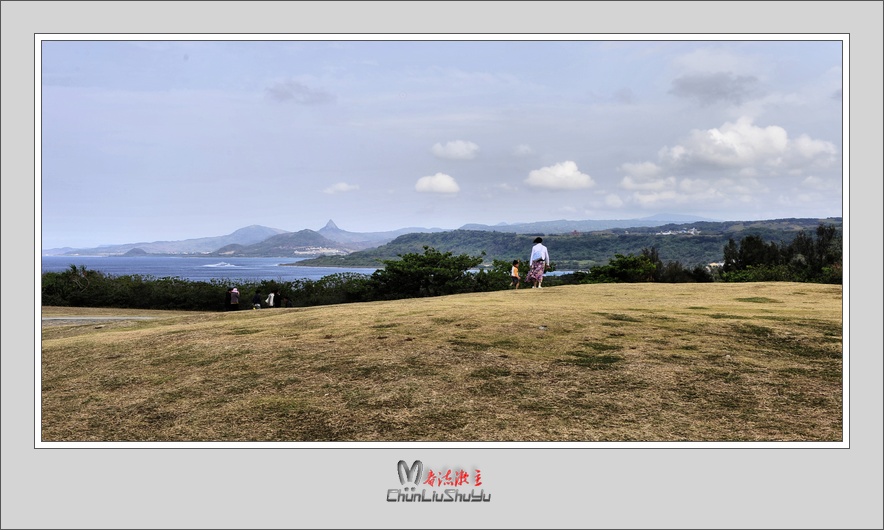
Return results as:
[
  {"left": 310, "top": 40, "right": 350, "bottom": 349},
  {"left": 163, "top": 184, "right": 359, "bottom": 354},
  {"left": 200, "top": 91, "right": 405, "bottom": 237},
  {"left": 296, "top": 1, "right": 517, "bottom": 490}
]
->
[{"left": 526, "top": 237, "right": 550, "bottom": 288}]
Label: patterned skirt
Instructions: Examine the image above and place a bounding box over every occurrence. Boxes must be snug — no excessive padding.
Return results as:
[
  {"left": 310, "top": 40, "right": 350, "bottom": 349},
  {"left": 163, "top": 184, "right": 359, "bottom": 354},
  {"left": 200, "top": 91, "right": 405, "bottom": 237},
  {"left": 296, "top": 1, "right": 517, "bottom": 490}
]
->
[{"left": 526, "top": 259, "right": 546, "bottom": 282}]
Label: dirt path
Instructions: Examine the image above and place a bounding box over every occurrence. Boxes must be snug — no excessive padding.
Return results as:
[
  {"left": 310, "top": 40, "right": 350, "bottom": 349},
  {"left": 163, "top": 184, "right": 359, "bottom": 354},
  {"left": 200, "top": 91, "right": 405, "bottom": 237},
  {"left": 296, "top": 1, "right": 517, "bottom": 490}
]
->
[{"left": 41, "top": 316, "right": 157, "bottom": 327}]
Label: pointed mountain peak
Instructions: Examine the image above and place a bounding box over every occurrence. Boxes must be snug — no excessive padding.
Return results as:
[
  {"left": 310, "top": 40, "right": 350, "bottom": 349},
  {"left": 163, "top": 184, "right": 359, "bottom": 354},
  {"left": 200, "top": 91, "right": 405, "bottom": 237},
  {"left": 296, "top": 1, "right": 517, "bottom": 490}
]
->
[{"left": 322, "top": 219, "right": 340, "bottom": 231}]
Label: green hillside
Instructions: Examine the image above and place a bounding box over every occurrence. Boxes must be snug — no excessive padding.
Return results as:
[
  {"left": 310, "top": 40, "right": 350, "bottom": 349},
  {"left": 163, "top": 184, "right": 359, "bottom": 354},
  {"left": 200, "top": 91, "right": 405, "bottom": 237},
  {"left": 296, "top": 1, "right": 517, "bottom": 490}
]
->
[{"left": 297, "top": 217, "right": 842, "bottom": 270}]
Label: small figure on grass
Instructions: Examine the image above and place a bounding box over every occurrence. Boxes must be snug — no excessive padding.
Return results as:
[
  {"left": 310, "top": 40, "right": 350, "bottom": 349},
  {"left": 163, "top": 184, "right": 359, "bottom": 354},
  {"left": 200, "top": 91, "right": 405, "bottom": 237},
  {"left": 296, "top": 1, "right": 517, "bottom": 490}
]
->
[{"left": 510, "top": 259, "right": 521, "bottom": 289}]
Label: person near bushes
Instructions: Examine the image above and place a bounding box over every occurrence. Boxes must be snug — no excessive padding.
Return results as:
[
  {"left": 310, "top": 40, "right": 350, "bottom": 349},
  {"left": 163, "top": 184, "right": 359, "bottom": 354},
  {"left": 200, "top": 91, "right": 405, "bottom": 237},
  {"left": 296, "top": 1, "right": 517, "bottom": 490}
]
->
[
  {"left": 510, "top": 259, "right": 521, "bottom": 289},
  {"left": 526, "top": 237, "right": 550, "bottom": 289}
]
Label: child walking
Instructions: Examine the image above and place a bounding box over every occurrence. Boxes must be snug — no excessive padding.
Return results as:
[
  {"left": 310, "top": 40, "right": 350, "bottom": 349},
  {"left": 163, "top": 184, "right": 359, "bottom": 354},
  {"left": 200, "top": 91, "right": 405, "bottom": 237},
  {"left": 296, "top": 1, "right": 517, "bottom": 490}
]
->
[{"left": 510, "top": 260, "right": 521, "bottom": 289}]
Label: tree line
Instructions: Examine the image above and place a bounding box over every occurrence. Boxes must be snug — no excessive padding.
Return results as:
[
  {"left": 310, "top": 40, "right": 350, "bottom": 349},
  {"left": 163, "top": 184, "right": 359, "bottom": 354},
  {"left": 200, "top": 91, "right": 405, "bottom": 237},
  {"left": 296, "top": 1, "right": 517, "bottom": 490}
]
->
[
  {"left": 297, "top": 217, "right": 841, "bottom": 270},
  {"left": 41, "top": 224, "right": 841, "bottom": 311}
]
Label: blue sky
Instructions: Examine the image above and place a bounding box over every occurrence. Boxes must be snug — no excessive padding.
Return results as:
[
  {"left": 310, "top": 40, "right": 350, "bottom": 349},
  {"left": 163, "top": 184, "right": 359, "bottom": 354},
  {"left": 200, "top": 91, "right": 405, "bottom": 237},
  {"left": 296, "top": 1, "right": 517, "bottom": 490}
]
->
[{"left": 39, "top": 36, "right": 844, "bottom": 249}]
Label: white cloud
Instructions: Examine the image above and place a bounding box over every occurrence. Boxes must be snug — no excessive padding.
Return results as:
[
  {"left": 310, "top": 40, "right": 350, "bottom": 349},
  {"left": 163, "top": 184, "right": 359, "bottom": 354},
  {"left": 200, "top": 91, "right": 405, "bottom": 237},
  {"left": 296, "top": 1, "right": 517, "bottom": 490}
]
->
[
  {"left": 659, "top": 117, "right": 788, "bottom": 168},
  {"left": 656, "top": 117, "right": 836, "bottom": 172},
  {"left": 432, "top": 140, "right": 480, "bottom": 160},
  {"left": 323, "top": 182, "right": 359, "bottom": 194},
  {"left": 790, "top": 134, "right": 838, "bottom": 161},
  {"left": 415, "top": 173, "right": 460, "bottom": 193},
  {"left": 525, "top": 161, "right": 595, "bottom": 190},
  {"left": 605, "top": 116, "right": 839, "bottom": 216},
  {"left": 619, "top": 162, "right": 672, "bottom": 192}
]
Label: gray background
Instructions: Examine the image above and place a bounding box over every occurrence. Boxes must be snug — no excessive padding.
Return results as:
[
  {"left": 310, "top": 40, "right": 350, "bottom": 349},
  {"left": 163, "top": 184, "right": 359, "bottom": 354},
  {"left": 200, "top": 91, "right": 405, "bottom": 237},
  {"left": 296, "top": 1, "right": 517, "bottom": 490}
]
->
[{"left": 4, "top": 1, "right": 881, "bottom": 528}]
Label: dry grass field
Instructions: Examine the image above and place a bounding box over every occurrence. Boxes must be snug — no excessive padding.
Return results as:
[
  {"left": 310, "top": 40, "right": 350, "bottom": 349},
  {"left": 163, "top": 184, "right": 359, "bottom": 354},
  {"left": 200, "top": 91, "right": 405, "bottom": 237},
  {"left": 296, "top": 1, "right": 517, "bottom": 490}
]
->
[{"left": 40, "top": 282, "right": 843, "bottom": 442}]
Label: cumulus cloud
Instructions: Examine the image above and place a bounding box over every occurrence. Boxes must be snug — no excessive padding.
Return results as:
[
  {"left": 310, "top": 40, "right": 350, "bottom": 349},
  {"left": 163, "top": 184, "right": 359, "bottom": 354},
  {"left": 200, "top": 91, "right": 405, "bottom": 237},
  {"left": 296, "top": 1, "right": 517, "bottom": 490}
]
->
[
  {"left": 432, "top": 140, "right": 480, "bottom": 160},
  {"left": 669, "top": 72, "right": 761, "bottom": 106},
  {"left": 525, "top": 161, "right": 595, "bottom": 190},
  {"left": 611, "top": 117, "right": 838, "bottom": 214},
  {"left": 618, "top": 161, "right": 673, "bottom": 194},
  {"left": 415, "top": 173, "right": 460, "bottom": 193},
  {"left": 265, "top": 80, "right": 335, "bottom": 104},
  {"left": 790, "top": 134, "right": 838, "bottom": 161},
  {"left": 657, "top": 117, "right": 836, "bottom": 171},
  {"left": 323, "top": 182, "right": 359, "bottom": 194}
]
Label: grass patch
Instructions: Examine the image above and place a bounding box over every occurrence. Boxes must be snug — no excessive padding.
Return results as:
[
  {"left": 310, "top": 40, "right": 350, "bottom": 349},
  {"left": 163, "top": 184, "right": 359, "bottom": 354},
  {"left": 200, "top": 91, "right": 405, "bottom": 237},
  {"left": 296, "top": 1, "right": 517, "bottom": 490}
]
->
[
  {"left": 731, "top": 323, "right": 841, "bottom": 359},
  {"left": 735, "top": 297, "right": 781, "bottom": 303},
  {"left": 582, "top": 341, "right": 620, "bottom": 352},
  {"left": 709, "top": 313, "right": 749, "bottom": 319},
  {"left": 597, "top": 312, "right": 642, "bottom": 322},
  {"left": 230, "top": 328, "right": 262, "bottom": 335},
  {"left": 560, "top": 352, "right": 624, "bottom": 369}
]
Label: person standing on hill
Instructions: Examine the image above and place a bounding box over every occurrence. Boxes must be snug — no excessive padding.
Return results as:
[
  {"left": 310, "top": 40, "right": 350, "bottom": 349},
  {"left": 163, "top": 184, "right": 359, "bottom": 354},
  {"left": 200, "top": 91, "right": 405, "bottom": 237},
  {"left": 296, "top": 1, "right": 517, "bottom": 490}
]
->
[
  {"left": 526, "top": 237, "right": 550, "bottom": 289},
  {"left": 225, "top": 287, "right": 233, "bottom": 310},
  {"left": 229, "top": 287, "right": 240, "bottom": 310}
]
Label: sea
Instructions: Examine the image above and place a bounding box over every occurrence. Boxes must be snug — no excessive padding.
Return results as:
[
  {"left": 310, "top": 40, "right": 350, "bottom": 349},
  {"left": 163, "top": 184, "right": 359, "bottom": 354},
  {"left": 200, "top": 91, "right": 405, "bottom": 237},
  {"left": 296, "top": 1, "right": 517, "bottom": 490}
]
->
[{"left": 39, "top": 256, "right": 377, "bottom": 283}]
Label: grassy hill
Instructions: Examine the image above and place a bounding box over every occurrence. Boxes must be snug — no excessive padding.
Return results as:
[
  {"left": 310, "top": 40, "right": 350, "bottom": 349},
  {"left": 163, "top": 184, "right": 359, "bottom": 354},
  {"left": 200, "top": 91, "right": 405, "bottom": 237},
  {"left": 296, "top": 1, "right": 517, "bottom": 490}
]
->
[{"left": 41, "top": 282, "right": 843, "bottom": 442}]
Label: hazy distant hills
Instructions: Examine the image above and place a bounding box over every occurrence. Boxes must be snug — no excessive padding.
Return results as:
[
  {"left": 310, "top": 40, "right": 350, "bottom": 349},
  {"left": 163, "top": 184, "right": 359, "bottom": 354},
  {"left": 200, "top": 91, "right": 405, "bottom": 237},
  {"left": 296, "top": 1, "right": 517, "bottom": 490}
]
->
[
  {"left": 42, "top": 215, "right": 840, "bottom": 261},
  {"left": 215, "top": 230, "right": 350, "bottom": 257},
  {"left": 45, "top": 225, "right": 288, "bottom": 256},
  {"left": 458, "top": 214, "right": 718, "bottom": 234},
  {"left": 316, "top": 220, "right": 447, "bottom": 250},
  {"left": 43, "top": 220, "right": 446, "bottom": 257}
]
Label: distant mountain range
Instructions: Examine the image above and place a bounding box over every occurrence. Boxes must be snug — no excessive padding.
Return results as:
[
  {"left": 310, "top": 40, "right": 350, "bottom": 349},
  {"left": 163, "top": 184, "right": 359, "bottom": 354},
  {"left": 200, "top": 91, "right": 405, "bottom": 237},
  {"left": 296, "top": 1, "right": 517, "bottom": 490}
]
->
[
  {"left": 42, "top": 220, "right": 448, "bottom": 257},
  {"left": 43, "top": 225, "right": 288, "bottom": 256},
  {"left": 42, "top": 214, "right": 794, "bottom": 259},
  {"left": 459, "top": 213, "right": 717, "bottom": 234}
]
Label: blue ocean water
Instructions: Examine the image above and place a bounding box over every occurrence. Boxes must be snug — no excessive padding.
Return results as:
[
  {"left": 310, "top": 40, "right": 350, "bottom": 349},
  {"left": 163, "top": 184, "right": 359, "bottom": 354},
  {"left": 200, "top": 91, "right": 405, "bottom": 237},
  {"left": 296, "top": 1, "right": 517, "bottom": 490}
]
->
[{"left": 40, "top": 256, "right": 376, "bottom": 283}]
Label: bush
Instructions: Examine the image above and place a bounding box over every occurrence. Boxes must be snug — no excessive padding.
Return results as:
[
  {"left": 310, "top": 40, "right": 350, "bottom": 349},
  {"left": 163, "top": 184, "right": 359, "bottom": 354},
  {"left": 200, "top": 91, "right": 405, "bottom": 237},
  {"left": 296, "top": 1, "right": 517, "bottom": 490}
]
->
[{"left": 369, "top": 246, "right": 485, "bottom": 299}]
